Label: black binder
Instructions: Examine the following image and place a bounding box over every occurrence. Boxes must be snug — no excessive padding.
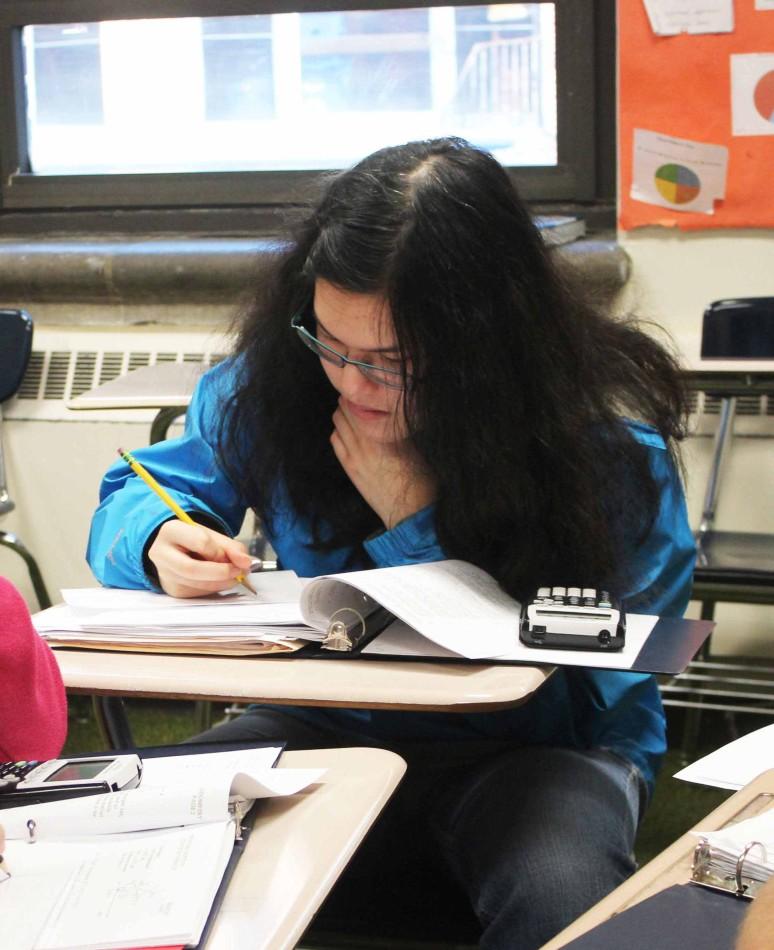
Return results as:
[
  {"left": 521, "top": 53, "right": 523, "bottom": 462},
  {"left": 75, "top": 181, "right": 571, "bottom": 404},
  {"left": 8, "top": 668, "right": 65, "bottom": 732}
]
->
[
  {"left": 559, "top": 884, "right": 749, "bottom": 949},
  {"left": 286, "top": 614, "right": 714, "bottom": 677}
]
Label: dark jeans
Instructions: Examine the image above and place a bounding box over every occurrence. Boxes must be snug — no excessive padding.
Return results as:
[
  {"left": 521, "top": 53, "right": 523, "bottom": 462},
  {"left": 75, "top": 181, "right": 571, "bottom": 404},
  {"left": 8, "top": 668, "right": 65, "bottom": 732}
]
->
[{"left": 192, "top": 707, "right": 646, "bottom": 949}]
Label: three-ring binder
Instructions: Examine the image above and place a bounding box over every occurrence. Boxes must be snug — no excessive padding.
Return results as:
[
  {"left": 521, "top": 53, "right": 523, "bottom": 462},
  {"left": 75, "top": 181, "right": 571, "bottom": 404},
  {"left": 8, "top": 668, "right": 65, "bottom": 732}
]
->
[{"left": 691, "top": 836, "right": 769, "bottom": 899}]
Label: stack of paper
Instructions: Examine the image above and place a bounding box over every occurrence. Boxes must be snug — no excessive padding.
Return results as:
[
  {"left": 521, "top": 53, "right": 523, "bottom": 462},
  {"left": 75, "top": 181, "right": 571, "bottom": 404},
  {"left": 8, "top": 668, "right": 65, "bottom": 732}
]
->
[
  {"left": 33, "top": 571, "right": 320, "bottom": 655},
  {"left": 0, "top": 747, "right": 326, "bottom": 950},
  {"left": 694, "top": 806, "right": 774, "bottom": 888}
]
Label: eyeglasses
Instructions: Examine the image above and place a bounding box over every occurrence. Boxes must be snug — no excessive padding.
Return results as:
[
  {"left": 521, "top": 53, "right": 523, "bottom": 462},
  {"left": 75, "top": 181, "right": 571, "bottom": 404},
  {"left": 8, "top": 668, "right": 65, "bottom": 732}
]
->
[{"left": 290, "top": 310, "right": 407, "bottom": 390}]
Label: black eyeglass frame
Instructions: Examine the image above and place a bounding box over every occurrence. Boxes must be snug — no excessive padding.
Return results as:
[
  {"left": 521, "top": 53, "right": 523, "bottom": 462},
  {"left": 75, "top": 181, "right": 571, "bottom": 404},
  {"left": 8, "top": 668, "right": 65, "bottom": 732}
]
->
[{"left": 290, "top": 310, "right": 408, "bottom": 390}]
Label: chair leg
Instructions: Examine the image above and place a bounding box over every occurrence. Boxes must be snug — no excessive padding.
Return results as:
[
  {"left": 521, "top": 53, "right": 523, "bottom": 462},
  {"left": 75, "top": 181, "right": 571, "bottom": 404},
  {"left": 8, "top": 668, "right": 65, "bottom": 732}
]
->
[
  {"left": 679, "top": 599, "right": 717, "bottom": 760},
  {"left": 92, "top": 696, "right": 136, "bottom": 750},
  {"left": 0, "top": 529, "right": 52, "bottom": 609}
]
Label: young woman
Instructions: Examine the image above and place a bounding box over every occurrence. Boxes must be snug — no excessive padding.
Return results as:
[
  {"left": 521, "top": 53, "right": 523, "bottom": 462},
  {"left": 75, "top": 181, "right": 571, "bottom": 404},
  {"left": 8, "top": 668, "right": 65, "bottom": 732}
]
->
[
  {"left": 88, "top": 137, "right": 696, "bottom": 948},
  {"left": 0, "top": 576, "right": 67, "bottom": 761}
]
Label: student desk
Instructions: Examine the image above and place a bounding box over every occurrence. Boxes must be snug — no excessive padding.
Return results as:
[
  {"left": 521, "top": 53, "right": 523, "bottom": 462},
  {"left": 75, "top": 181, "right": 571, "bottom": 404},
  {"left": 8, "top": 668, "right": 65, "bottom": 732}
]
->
[
  {"left": 65, "top": 360, "right": 205, "bottom": 443},
  {"left": 54, "top": 647, "right": 551, "bottom": 747},
  {"left": 544, "top": 767, "right": 774, "bottom": 948},
  {"left": 207, "top": 745, "right": 406, "bottom": 950}
]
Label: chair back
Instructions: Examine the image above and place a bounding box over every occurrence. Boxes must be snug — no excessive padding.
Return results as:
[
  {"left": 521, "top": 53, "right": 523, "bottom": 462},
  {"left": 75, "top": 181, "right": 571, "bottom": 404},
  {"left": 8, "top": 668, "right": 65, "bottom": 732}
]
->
[
  {"left": 0, "top": 309, "right": 33, "bottom": 403},
  {"left": 701, "top": 297, "right": 774, "bottom": 358},
  {"left": 0, "top": 309, "right": 33, "bottom": 513}
]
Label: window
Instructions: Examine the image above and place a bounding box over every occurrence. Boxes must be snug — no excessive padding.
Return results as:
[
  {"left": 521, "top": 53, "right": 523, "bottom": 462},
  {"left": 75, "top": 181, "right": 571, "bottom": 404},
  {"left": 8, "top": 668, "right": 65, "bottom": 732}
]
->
[{"left": 0, "top": 1, "right": 613, "bottom": 227}]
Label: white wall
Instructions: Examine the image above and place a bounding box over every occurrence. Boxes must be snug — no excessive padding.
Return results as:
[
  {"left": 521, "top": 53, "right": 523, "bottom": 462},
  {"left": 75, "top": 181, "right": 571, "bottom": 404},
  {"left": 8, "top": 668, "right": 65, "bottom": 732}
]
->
[
  {"left": 1, "top": 418, "right": 149, "bottom": 603},
  {"left": 619, "top": 228, "right": 774, "bottom": 655}
]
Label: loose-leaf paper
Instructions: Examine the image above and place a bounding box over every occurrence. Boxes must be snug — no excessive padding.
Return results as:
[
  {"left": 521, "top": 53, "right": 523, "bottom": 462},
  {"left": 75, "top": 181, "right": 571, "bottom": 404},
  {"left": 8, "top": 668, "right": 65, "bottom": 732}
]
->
[{"left": 642, "top": 0, "right": 734, "bottom": 35}]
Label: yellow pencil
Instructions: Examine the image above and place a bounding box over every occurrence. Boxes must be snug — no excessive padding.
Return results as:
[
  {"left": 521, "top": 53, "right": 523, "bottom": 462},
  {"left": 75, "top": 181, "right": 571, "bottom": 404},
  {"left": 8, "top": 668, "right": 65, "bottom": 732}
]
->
[{"left": 117, "top": 448, "right": 257, "bottom": 596}]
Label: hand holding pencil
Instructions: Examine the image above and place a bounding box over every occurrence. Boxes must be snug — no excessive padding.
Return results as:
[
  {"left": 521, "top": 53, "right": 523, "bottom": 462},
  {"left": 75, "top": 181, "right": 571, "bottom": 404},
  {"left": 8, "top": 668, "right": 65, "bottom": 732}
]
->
[{"left": 118, "top": 448, "right": 257, "bottom": 599}]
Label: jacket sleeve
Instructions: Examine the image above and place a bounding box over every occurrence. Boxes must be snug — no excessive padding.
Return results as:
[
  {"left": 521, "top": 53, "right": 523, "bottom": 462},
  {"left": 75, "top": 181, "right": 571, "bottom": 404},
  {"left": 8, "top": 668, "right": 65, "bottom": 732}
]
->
[
  {"left": 86, "top": 359, "right": 248, "bottom": 590},
  {"left": 0, "top": 578, "right": 67, "bottom": 761},
  {"left": 566, "top": 429, "right": 698, "bottom": 789},
  {"left": 363, "top": 504, "right": 446, "bottom": 567},
  {"left": 618, "top": 426, "right": 697, "bottom": 618}
]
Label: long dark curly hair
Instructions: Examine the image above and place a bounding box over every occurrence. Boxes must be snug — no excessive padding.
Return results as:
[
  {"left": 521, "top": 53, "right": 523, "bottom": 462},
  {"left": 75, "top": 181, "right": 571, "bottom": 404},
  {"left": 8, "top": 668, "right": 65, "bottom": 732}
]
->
[{"left": 218, "top": 137, "right": 688, "bottom": 601}]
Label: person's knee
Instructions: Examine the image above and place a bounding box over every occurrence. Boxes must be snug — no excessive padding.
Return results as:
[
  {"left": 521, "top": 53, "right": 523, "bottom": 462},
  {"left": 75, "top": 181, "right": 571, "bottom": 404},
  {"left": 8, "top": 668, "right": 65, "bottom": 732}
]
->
[
  {"left": 185, "top": 707, "right": 341, "bottom": 748},
  {"left": 432, "top": 746, "right": 641, "bottom": 949}
]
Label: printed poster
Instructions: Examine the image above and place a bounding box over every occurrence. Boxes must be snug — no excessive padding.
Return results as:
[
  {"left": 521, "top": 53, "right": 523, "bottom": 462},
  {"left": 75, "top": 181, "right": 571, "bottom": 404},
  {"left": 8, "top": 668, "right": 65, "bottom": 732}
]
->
[
  {"left": 631, "top": 129, "right": 728, "bottom": 215},
  {"left": 731, "top": 53, "right": 774, "bottom": 135}
]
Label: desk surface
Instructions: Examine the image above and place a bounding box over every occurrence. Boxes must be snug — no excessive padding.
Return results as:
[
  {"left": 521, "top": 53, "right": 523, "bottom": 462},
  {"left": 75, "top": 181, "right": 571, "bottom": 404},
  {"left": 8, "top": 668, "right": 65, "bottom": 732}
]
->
[
  {"left": 66, "top": 361, "right": 206, "bottom": 410},
  {"left": 545, "top": 768, "right": 774, "bottom": 948},
  {"left": 55, "top": 647, "right": 550, "bottom": 713},
  {"left": 138, "top": 746, "right": 402, "bottom": 950}
]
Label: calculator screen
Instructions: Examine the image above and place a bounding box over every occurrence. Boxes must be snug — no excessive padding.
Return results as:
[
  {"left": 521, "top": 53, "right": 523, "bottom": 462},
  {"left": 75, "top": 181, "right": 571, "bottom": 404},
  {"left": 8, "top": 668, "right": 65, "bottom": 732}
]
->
[{"left": 45, "top": 759, "right": 111, "bottom": 782}]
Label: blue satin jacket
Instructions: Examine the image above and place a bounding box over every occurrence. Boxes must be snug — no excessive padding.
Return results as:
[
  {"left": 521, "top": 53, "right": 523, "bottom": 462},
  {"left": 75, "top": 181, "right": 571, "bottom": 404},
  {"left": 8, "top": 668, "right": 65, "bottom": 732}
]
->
[{"left": 87, "top": 358, "right": 697, "bottom": 793}]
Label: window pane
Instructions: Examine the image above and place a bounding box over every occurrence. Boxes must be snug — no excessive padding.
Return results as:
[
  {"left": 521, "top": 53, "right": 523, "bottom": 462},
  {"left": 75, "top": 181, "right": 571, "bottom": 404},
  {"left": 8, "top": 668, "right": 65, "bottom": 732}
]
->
[
  {"left": 23, "top": 5, "right": 556, "bottom": 175},
  {"left": 203, "top": 16, "right": 275, "bottom": 121},
  {"left": 27, "top": 23, "right": 103, "bottom": 125}
]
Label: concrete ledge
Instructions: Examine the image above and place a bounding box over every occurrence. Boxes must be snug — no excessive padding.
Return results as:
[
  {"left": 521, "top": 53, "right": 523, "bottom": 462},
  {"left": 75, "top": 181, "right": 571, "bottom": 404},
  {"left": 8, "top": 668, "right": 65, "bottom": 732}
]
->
[{"left": 0, "top": 233, "right": 629, "bottom": 322}]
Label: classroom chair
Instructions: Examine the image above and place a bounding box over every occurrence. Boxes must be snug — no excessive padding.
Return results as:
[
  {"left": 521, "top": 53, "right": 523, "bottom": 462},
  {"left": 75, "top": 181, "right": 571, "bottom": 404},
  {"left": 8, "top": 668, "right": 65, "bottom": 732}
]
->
[
  {"left": 0, "top": 308, "right": 52, "bottom": 610},
  {"left": 661, "top": 298, "right": 774, "bottom": 753}
]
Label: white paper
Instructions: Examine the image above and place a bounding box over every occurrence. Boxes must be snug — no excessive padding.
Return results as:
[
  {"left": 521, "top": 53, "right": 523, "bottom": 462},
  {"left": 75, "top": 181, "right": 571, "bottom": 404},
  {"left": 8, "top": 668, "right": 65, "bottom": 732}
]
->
[
  {"left": 0, "top": 782, "right": 232, "bottom": 840},
  {"left": 140, "top": 746, "right": 325, "bottom": 799},
  {"left": 302, "top": 560, "right": 521, "bottom": 659},
  {"left": 1, "top": 747, "right": 325, "bottom": 839},
  {"left": 731, "top": 53, "right": 774, "bottom": 136},
  {"left": 674, "top": 723, "right": 774, "bottom": 789},
  {"left": 364, "top": 613, "right": 658, "bottom": 669},
  {"left": 62, "top": 570, "right": 303, "bottom": 608},
  {"left": 694, "top": 808, "right": 774, "bottom": 882},
  {"left": 642, "top": 0, "right": 733, "bottom": 34},
  {"left": 755, "top": 0, "right": 774, "bottom": 10},
  {"left": 631, "top": 128, "right": 728, "bottom": 214},
  {"left": 0, "top": 822, "right": 237, "bottom": 950}
]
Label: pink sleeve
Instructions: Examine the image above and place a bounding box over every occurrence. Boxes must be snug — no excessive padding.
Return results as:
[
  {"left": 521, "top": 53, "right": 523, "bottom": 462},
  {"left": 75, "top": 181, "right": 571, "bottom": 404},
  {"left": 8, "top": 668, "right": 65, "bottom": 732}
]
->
[{"left": 0, "top": 577, "right": 67, "bottom": 761}]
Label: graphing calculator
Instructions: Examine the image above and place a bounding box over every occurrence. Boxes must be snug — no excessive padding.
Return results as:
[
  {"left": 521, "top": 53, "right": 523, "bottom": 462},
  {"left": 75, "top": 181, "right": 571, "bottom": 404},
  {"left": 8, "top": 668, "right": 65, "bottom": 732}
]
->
[
  {"left": 0, "top": 754, "right": 143, "bottom": 808},
  {"left": 519, "top": 587, "right": 626, "bottom": 651}
]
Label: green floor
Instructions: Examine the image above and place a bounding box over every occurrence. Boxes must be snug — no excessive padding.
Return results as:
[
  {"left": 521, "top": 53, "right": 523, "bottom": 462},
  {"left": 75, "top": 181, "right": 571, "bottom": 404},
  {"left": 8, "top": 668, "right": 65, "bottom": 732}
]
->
[{"left": 61, "top": 696, "right": 758, "bottom": 947}]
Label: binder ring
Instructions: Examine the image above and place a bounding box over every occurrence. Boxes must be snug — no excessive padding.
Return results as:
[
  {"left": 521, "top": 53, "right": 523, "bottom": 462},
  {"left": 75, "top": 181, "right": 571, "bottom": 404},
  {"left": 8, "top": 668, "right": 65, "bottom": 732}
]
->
[
  {"left": 322, "top": 607, "right": 366, "bottom": 651},
  {"left": 735, "top": 839, "right": 766, "bottom": 896}
]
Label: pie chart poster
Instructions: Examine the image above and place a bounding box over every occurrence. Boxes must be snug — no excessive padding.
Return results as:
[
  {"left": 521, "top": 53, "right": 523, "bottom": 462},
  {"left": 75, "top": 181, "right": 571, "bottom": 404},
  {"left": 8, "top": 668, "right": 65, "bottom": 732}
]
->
[
  {"left": 619, "top": 1, "right": 774, "bottom": 230},
  {"left": 631, "top": 130, "right": 728, "bottom": 215},
  {"left": 731, "top": 53, "right": 774, "bottom": 135}
]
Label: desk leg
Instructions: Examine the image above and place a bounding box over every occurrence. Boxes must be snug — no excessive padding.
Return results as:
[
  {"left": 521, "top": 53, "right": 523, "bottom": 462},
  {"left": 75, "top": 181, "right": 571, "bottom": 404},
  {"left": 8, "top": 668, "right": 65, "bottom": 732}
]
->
[
  {"left": 92, "top": 696, "right": 135, "bottom": 750},
  {"left": 194, "top": 700, "right": 214, "bottom": 733}
]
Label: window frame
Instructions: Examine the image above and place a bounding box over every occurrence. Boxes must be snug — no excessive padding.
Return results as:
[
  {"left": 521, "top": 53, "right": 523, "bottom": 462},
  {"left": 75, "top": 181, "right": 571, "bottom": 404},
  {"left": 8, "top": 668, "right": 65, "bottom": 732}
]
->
[{"left": 0, "top": 0, "right": 613, "bottom": 227}]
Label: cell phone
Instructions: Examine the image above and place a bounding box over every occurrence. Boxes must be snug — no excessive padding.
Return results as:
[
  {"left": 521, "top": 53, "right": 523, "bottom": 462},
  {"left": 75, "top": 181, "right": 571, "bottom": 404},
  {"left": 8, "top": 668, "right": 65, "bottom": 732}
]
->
[
  {"left": 0, "top": 754, "right": 143, "bottom": 808},
  {"left": 519, "top": 587, "right": 626, "bottom": 651}
]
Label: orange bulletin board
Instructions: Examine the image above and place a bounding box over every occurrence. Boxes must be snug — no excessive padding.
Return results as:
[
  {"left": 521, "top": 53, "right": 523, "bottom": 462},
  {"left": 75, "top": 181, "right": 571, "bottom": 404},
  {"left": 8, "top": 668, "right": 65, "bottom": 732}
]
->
[{"left": 618, "top": 0, "right": 774, "bottom": 230}]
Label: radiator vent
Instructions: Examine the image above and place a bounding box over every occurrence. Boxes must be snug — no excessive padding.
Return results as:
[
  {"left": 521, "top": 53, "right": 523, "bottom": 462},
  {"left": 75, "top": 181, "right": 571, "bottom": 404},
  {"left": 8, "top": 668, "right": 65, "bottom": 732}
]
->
[
  {"left": 17, "top": 348, "right": 224, "bottom": 403},
  {"left": 699, "top": 393, "right": 772, "bottom": 416}
]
